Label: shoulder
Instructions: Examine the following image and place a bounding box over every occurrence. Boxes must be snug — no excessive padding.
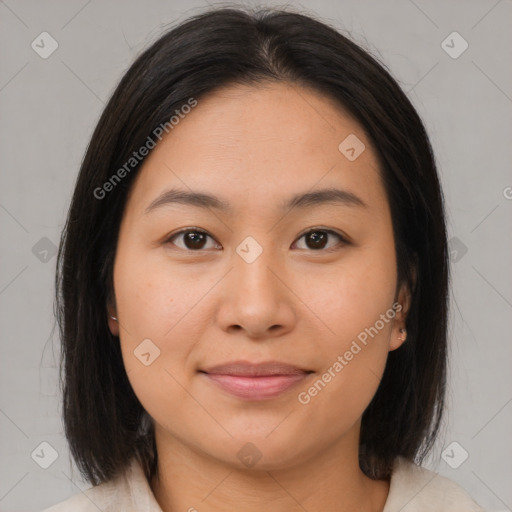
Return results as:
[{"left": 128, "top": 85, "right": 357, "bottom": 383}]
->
[
  {"left": 383, "top": 457, "right": 486, "bottom": 512},
  {"left": 40, "top": 474, "right": 124, "bottom": 512},
  {"left": 40, "top": 458, "right": 159, "bottom": 512},
  {"left": 40, "top": 480, "right": 119, "bottom": 512}
]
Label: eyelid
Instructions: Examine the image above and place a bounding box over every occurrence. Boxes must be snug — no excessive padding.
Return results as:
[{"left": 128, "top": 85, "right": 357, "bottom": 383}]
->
[
  {"left": 293, "top": 227, "right": 349, "bottom": 251},
  {"left": 164, "top": 226, "right": 349, "bottom": 251},
  {"left": 164, "top": 227, "right": 219, "bottom": 250},
  {"left": 296, "top": 226, "right": 348, "bottom": 242}
]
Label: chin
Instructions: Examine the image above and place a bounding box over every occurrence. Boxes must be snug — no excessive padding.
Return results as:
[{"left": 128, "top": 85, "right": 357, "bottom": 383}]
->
[{"left": 203, "top": 432, "right": 319, "bottom": 472}]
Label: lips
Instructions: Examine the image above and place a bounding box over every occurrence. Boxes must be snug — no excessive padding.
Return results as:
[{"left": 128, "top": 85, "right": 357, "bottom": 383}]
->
[
  {"left": 201, "top": 360, "right": 311, "bottom": 376},
  {"left": 199, "top": 361, "right": 313, "bottom": 400}
]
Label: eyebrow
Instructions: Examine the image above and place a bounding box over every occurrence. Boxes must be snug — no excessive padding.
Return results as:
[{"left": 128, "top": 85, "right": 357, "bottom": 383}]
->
[{"left": 143, "top": 187, "right": 367, "bottom": 215}]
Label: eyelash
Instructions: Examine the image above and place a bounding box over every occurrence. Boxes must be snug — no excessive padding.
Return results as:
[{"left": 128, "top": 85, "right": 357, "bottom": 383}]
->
[{"left": 164, "top": 227, "right": 349, "bottom": 253}]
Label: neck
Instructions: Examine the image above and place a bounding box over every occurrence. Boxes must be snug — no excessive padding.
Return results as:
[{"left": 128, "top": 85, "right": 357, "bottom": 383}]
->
[{"left": 150, "top": 425, "right": 390, "bottom": 512}]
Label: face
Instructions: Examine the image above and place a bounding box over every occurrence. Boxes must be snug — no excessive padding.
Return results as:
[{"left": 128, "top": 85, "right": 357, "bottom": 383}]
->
[{"left": 108, "top": 81, "right": 409, "bottom": 471}]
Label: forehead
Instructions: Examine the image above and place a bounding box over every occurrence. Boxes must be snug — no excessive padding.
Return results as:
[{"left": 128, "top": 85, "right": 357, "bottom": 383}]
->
[{"left": 125, "top": 81, "right": 386, "bottom": 217}]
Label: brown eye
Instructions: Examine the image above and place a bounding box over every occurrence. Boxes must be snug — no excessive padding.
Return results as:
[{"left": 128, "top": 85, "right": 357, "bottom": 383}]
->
[
  {"left": 293, "top": 229, "right": 347, "bottom": 251},
  {"left": 166, "top": 229, "right": 220, "bottom": 251}
]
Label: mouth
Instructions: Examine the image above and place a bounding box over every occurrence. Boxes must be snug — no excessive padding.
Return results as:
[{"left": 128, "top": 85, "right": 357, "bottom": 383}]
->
[{"left": 198, "top": 361, "right": 314, "bottom": 401}]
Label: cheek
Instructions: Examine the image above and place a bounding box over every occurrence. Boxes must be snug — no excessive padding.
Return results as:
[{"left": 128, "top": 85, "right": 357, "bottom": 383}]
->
[
  {"left": 114, "top": 245, "right": 203, "bottom": 339},
  {"left": 113, "top": 251, "right": 203, "bottom": 428},
  {"left": 113, "top": 247, "right": 216, "bottom": 392},
  {"left": 293, "top": 240, "right": 397, "bottom": 407},
  {"left": 299, "top": 243, "right": 397, "bottom": 345},
  {"left": 295, "top": 281, "right": 394, "bottom": 434}
]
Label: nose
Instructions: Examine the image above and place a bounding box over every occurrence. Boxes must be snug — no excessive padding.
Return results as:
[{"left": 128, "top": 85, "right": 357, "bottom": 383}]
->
[{"left": 215, "top": 246, "right": 297, "bottom": 340}]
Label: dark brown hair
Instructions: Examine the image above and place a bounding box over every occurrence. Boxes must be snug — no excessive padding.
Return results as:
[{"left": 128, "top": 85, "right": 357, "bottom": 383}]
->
[{"left": 55, "top": 5, "right": 448, "bottom": 485}]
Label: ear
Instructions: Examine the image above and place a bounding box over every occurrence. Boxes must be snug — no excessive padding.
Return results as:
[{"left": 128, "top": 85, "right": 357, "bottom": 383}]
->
[
  {"left": 107, "top": 303, "right": 120, "bottom": 337},
  {"left": 389, "top": 268, "right": 416, "bottom": 351}
]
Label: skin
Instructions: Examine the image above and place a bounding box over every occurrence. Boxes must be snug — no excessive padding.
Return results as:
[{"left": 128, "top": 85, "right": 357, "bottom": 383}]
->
[{"left": 108, "top": 81, "right": 410, "bottom": 512}]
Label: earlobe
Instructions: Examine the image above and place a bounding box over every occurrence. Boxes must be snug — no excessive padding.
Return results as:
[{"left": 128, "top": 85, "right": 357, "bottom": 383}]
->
[
  {"left": 390, "top": 278, "right": 413, "bottom": 351},
  {"left": 389, "top": 326, "right": 407, "bottom": 351},
  {"left": 107, "top": 305, "right": 120, "bottom": 337}
]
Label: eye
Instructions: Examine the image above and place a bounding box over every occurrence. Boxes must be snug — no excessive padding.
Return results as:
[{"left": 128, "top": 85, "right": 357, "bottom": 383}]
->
[
  {"left": 292, "top": 228, "right": 348, "bottom": 252},
  {"left": 165, "top": 228, "right": 221, "bottom": 251},
  {"left": 164, "top": 227, "right": 348, "bottom": 252}
]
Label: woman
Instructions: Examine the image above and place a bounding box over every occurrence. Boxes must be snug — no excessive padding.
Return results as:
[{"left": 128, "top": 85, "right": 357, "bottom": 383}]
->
[{"left": 44, "top": 6, "right": 484, "bottom": 511}]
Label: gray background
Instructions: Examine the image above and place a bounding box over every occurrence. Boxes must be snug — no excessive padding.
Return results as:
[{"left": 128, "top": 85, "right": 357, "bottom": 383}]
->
[{"left": 1, "top": 0, "right": 511, "bottom": 510}]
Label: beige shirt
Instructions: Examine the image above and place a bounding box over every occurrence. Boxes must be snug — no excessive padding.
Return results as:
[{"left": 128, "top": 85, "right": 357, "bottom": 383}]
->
[{"left": 41, "top": 456, "right": 485, "bottom": 511}]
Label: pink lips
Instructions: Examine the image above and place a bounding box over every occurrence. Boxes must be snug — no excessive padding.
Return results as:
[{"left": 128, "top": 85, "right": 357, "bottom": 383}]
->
[{"left": 199, "top": 361, "right": 312, "bottom": 401}]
